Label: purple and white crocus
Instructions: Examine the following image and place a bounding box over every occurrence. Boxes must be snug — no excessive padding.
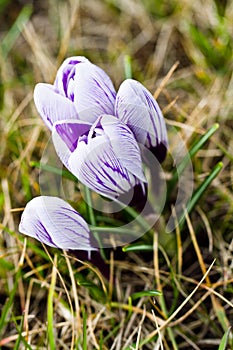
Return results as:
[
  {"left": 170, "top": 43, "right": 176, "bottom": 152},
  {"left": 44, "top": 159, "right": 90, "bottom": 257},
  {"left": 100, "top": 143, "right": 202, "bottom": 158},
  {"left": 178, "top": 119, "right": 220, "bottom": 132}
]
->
[
  {"left": 53, "top": 114, "right": 146, "bottom": 199},
  {"left": 19, "top": 56, "right": 167, "bottom": 251},
  {"left": 34, "top": 56, "right": 168, "bottom": 162},
  {"left": 19, "top": 196, "right": 95, "bottom": 251}
]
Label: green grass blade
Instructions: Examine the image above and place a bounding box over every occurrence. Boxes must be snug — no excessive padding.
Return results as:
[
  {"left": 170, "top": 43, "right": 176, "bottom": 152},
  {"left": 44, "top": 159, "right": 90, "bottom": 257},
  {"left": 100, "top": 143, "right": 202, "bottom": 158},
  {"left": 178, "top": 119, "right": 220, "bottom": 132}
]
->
[
  {"left": 188, "top": 123, "right": 219, "bottom": 159},
  {"left": 82, "top": 305, "right": 87, "bottom": 350},
  {"left": 218, "top": 327, "right": 232, "bottom": 350},
  {"left": 30, "top": 161, "right": 77, "bottom": 181},
  {"left": 177, "top": 161, "right": 223, "bottom": 229},
  {"left": 0, "top": 5, "right": 32, "bottom": 59},
  {"left": 131, "top": 290, "right": 162, "bottom": 300},
  {"left": 0, "top": 268, "right": 21, "bottom": 337},
  {"left": 13, "top": 313, "right": 25, "bottom": 350},
  {"left": 0, "top": 0, "right": 11, "bottom": 14},
  {"left": 124, "top": 55, "right": 132, "bottom": 79},
  {"left": 187, "top": 161, "right": 223, "bottom": 214},
  {"left": 90, "top": 226, "right": 139, "bottom": 237},
  {"left": 47, "top": 255, "right": 57, "bottom": 350},
  {"left": 21, "top": 161, "right": 32, "bottom": 201},
  {"left": 15, "top": 327, "right": 33, "bottom": 350},
  {"left": 82, "top": 185, "right": 107, "bottom": 260},
  {"left": 4, "top": 226, "right": 51, "bottom": 261},
  {"left": 102, "top": 323, "right": 122, "bottom": 344},
  {"left": 78, "top": 280, "right": 106, "bottom": 303},
  {"left": 122, "top": 244, "right": 153, "bottom": 252},
  {"left": 171, "top": 123, "right": 219, "bottom": 186},
  {"left": 121, "top": 204, "right": 152, "bottom": 232},
  {"left": 11, "top": 312, "right": 33, "bottom": 350}
]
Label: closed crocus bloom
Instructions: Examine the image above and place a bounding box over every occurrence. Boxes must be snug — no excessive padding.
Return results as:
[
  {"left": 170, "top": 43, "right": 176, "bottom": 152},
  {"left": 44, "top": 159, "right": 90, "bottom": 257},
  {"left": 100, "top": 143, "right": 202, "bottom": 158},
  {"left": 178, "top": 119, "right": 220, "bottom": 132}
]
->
[
  {"left": 52, "top": 115, "right": 146, "bottom": 199},
  {"left": 19, "top": 196, "right": 95, "bottom": 251},
  {"left": 34, "top": 56, "right": 168, "bottom": 162},
  {"left": 115, "top": 79, "right": 168, "bottom": 163},
  {"left": 34, "top": 56, "right": 116, "bottom": 129}
]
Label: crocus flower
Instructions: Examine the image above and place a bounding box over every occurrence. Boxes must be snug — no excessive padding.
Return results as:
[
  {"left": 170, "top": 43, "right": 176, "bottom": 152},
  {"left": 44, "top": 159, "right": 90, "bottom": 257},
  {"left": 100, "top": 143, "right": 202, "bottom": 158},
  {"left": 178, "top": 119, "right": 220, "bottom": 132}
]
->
[
  {"left": 34, "top": 56, "right": 116, "bottom": 129},
  {"left": 52, "top": 114, "right": 146, "bottom": 200},
  {"left": 19, "top": 196, "right": 95, "bottom": 251},
  {"left": 115, "top": 79, "right": 168, "bottom": 163},
  {"left": 34, "top": 56, "right": 168, "bottom": 162}
]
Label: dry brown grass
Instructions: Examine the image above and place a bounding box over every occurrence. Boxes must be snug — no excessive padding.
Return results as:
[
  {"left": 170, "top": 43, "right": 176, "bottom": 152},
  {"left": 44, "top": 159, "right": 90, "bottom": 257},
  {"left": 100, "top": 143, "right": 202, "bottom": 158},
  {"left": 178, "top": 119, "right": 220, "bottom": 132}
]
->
[{"left": 0, "top": 0, "right": 232, "bottom": 348}]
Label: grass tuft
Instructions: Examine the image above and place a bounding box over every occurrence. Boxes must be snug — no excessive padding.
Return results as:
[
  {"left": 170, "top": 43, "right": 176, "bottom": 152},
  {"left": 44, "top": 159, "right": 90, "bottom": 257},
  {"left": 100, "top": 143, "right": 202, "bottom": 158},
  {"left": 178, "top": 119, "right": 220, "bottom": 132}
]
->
[{"left": 0, "top": 0, "right": 232, "bottom": 348}]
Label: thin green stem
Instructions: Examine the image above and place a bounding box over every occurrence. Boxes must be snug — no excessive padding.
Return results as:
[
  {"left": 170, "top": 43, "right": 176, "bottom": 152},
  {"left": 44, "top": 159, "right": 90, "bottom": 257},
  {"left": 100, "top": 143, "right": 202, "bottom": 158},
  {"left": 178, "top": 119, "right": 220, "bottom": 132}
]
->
[
  {"left": 47, "top": 255, "right": 57, "bottom": 350},
  {"left": 82, "top": 305, "right": 87, "bottom": 350},
  {"left": 83, "top": 186, "right": 106, "bottom": 260},
  {"left": 124, "top": 55, "right": 132, "bottom": 79},
  {"left": 83, "top": 186, "right": 96, "bottom": 226},
  {"left": 90, "top": 226, "right": 138, "bottom": 236},
  {"left": 117, "top": 201, "right": 152, "bottom": 232}
]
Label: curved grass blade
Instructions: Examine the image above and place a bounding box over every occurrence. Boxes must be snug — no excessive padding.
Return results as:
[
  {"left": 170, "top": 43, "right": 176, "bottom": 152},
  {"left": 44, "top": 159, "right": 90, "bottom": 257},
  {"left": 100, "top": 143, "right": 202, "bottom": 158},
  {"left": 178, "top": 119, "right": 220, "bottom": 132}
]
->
[
  {"left": 131, "top": 290, "right": 162, "bottom": 300},
  {"left": 123, "top": 244, "right": 153, "bottom": 252},
  {"left": 170, "top": 123, "right": 219, "bottom": 188},
  {"left": 187, "top": 123, "right": 219, "bottom": 161},
  {"left": 218, "top": 327, "right": 232, "bottom": 350},
  {"left": 187, "top": 161, "right": 223, "bottom": 214},
  {"left": 0, "top": 5, "right": 32, "bottom": 59},
  {"left": 30, "top": 161, "right": 77, "bottom": 181},
  {"left": 177, "top": 161, "right": 223, "bottom": 229}
]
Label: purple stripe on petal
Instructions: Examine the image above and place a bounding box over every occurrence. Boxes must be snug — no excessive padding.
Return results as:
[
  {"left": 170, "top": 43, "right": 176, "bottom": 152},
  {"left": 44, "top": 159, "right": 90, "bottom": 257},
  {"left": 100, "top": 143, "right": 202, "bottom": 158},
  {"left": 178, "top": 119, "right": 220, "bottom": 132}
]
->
[
  {"left": 52, "top": 128, "right": 71, "bottom": 170},
  {"left": 34, "top": 83, "right": 78, "bottom": 129},
  {"left": 73, "top": 63, "right": 116, "bottom": 122},
  {"left": 115, "top": 79, "right": 168, "bottom": 156},
  {"left": 100, "top": 115, "right": 146, "bottom": 183},
  {"left": 54, "top": 120, "right": 92, "bottom": 152},
  {"left": 19, "top": 196, "right": 95, "bottom": 251},
  {"left": 54, "top": 56, "right": 90, "bottom": 96},
  {"left": 85, "top": 161, "right": 122, "bottom": 194},
  {"left": 33, "top": 220, "right": 57, "bottom": 247},
  {"left": 115, "top": 82, "right": 150, "bottom": 145},
  {"left": 68, "top": 134, "right": 136, "bottom": 199}
]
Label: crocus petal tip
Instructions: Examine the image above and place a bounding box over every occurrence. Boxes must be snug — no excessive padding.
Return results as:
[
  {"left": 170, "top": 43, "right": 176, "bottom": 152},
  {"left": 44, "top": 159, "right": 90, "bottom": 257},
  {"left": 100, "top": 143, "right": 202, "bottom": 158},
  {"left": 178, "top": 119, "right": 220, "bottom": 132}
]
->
[{"left": 19, "top": 196, "right": 95, "bottom": 251}]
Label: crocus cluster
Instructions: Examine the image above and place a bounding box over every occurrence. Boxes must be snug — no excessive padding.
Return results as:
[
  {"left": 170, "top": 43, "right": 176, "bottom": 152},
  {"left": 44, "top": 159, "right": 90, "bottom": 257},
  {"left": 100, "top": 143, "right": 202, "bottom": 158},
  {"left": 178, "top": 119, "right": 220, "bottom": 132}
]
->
[{"left": 19, "top": 56, "right": 168, "bottom": 251}]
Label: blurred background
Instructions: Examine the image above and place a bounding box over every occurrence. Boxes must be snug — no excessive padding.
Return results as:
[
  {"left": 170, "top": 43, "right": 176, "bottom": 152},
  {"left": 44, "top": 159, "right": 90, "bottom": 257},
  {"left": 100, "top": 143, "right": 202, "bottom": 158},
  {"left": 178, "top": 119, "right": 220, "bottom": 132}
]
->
[{"left": 0, "top": 0, "right": 232, "bottom": 348}]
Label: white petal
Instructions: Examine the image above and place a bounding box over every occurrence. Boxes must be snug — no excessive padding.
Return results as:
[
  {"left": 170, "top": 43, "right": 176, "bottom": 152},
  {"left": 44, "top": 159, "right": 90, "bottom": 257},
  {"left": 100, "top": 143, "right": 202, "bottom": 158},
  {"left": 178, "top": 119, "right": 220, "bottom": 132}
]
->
[
  {"left": 100, "top": 115, "right": 146, "bottom": 183},
  {"left": 73, "top": 63, "right": 116, "bottom": 122},
  {"left": 34, "top": 83, "right": 78, "bottom": 129},
  {"left": 19, "top": 196, "right": 94, "bottom": 251},
  {"left": 68, "top": 131, "right": 138, "bottom": 199},
  {"left": 54, "top": 56, "right": 90, "bottom": 96},
  {"left": 52, "top": 119, "right": 92, "bottom": 169},
  {"left": 115, "top": 79, "right": 168, "bottom": 149}
]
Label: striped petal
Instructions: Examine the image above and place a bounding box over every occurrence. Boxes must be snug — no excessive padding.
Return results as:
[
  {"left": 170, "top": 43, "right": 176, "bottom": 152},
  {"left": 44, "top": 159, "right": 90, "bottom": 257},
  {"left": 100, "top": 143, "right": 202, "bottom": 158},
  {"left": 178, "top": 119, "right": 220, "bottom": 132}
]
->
[
  {"left": 67, "top": 115, "right": 146, "bottom": 199},
  {"left": 73, "top": 63, "right": 116, "bottom": 122},
  {"left": 54, "top": 120, "right": 92, "bottom": 152},
  {"left": 115, "top": 79, "right": 168, "bottom": 161},
  {"left": 34, "top": 83, "right": 78, "bottom": 130},
  {"left": 54, "top": 56, "right": 90, "bottom": 97},
  {"left": 19, "top": 196, "right": 95, "bottom": 251},
  {"left": 52, "top": 120, "right": 92, "bottom": 169},
  {"left": 100, "top": 115, "right": 146, "bottom": 183}
]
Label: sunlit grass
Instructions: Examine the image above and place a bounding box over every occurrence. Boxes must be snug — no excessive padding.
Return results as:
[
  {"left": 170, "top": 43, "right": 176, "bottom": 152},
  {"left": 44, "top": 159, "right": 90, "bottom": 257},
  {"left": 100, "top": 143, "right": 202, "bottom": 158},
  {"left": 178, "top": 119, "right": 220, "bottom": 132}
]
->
[{"left": 0, "top": 0, "right": 232, "bottom": 348}]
